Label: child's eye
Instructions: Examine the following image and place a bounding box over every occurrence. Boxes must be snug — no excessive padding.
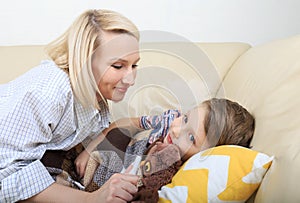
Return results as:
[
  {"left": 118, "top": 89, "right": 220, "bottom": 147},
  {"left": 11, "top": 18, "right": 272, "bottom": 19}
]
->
[
  {"left": 183, "top": 115, "right": 188, "bottom": 123},
  {"left": 189, "top": 134, "right": 195, "bottom": 143},
  {"left": 111, "top": 64, "right": 123, "bottom": 69}
]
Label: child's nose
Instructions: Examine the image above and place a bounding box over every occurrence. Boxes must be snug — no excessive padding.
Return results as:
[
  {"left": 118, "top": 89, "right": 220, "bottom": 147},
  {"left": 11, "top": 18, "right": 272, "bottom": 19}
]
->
[{"left": 171, "top": 117, "right": 182, "bottom": 138}]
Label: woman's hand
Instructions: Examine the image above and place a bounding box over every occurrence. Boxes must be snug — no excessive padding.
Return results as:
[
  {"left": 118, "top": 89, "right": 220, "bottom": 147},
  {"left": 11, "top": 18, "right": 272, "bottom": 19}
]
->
[
  {"left": 21, "top": 174, "right": 138, "bottom": 203},
  {"left": 89, "top": 173, "right": 139, "bottom": 203},
  {"left": 75, "top": 149, "right": 90, "bottom": 178}
]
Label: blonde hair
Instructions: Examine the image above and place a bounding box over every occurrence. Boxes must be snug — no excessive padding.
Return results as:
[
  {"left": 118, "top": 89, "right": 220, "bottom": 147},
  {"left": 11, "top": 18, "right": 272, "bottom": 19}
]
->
[{"left": 45, "top": 9, "right": 139, "bottom": 109}]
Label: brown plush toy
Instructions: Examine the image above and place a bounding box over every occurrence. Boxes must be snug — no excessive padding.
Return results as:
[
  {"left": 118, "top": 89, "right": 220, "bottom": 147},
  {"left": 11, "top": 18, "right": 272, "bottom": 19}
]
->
[{"left": 131, "top": 141, "right": 182, "bottom": 203}]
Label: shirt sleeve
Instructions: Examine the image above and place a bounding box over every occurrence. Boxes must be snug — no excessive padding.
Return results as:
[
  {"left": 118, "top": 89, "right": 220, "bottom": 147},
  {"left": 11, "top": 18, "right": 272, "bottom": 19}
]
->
[
  {"left": 140, "top": 109, "right": 181, "bottom": 144},
  {"left": 0, "top": 94, "right": 59, "bottom": 202},
  {"left": 0, "top": 89, "right": 61, "bottom": 202},
  {"left": 1, "top": 160, "right": 55, "bottom": 202},
  {"left": 0, "top": 62, "right": 74, "bottom": 202}
]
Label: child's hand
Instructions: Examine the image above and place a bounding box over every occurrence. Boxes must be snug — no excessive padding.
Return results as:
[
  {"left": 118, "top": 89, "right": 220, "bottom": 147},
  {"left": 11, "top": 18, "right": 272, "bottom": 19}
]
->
[{"left": 74, "top": 149, "right": 90, "bottom": 178}]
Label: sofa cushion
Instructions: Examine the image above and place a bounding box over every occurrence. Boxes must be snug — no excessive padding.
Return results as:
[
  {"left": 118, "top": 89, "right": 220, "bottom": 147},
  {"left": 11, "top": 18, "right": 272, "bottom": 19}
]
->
[
  {"left": 219, "top": 34, "right": 300, "bottom": 202},
  {"left": 158, "top": 145, "right": 273, "bottom": 203}
]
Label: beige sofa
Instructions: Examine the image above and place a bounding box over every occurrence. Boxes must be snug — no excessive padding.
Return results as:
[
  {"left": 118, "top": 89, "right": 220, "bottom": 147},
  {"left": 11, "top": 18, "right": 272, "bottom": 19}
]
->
[{"left": 1, "top": 34, "right": 300, "bottom": 202}]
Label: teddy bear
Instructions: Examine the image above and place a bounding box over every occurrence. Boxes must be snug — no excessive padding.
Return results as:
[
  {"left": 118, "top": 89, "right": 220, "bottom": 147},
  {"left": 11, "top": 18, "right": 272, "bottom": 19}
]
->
[{"left": 131, "top": 141, "right": 182, "bottom": 203}]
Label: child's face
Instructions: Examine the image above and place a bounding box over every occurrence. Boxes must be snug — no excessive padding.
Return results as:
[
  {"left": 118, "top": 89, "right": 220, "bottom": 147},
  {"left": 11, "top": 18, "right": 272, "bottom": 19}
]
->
[{"left": 163, "top": 105, "right": 208, "bottom": 161}]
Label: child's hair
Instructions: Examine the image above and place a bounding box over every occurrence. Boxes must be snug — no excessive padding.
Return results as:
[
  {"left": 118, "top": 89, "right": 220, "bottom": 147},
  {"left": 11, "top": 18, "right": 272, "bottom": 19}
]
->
[{"left": 202, "top": 98, "right": 255, "bottom": 148}]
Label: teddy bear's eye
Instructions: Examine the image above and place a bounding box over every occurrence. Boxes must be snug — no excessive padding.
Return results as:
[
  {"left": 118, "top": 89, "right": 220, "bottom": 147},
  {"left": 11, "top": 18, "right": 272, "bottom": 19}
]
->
[{"left": 144, "top": 161, "right": 151, "bottom": 172}]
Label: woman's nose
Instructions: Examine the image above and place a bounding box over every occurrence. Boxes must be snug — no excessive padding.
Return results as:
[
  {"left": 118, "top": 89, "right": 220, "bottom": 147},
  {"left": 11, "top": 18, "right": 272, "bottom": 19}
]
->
[{"left": 122, "top": 68, "right": 136, "bottom": 85}]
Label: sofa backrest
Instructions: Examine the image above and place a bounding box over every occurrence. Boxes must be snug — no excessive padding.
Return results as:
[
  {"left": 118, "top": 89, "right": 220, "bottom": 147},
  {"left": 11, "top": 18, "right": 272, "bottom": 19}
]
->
[
  {"left": 0, "top": 42, "right": 251, "bottom": 120},
  {"left": 0, "top": 45, "right": 47, "bottom": 83},
  {"left": 109, "top": 42, "right": 251, "bottom": 120},
  {"left": 218, "top": 34, "right": 300, "bottom": 202}
]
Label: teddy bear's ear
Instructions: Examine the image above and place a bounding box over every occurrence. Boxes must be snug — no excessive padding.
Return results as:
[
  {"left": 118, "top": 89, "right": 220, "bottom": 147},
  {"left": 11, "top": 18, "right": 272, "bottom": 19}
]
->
[
  {"left": 161, "top": 144, "right": 181, "bottom": 166},
  {"left": 141, "top": 144, "right": 181, "bottom": 176},
  {"left": 147, "top": 141, "right": 165, "bottom": 155}
]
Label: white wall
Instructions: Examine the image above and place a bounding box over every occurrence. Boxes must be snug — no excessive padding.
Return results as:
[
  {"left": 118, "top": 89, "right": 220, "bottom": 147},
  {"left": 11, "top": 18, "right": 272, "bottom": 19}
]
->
[{"left": 1, "top": 0, "right": 300, "bottom": 46}]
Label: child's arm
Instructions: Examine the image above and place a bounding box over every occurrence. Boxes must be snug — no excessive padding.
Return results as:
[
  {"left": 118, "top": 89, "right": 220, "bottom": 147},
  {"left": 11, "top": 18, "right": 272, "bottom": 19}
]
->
[{"left": 142, "top": 109, "right": 181, "bottom": 144}]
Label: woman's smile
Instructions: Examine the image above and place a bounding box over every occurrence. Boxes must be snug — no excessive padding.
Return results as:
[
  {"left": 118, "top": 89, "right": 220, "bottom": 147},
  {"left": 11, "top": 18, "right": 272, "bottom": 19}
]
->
[{"left": 115, "top": 86, "right": 129, "bottom": 93}]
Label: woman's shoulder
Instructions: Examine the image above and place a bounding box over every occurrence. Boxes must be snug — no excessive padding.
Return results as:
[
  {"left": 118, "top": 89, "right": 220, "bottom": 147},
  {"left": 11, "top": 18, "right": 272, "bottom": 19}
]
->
[
  {"left": 12, "top": 60, "right": 69, "bottom": 86},
  {"left": 0, "top": 61, "right": 74, "bottom": 118},
  {"left": 8, "top": 60, "right": 73, "bottom": 104},
  {"left": 33, "top": 60, "right": 69, "bottom": 85},
  {"left": 39, "top": 60, "right": 71, "bottom": 89},
  {"left": 37, "top": 60, "right": 73, "bottom": 103}
]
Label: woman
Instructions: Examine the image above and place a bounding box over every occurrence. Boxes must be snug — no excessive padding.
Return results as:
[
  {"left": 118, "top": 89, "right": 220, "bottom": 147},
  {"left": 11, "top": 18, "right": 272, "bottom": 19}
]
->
[{"left": 0, "top": 9, "right": 140, "bottom": 202}]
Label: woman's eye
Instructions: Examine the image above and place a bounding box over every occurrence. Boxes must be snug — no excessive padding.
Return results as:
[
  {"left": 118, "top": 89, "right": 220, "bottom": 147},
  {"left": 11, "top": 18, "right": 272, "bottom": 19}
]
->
[
  {"left": 132, "top": 64, "right": 138, "bottom": 69},
  {"left": 189, "top": 134, "right": 195, "bottom": 143},
  {"left": 111, "top": 64, "right": 123, "bottom": 69}
]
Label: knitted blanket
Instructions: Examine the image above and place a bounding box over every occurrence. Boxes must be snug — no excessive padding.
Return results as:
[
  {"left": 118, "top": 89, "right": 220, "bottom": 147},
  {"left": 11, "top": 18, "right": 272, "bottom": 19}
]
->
[
  {"left": 41, "top": 144, "right": 84, "bottom": 190},
  {"left": 41, "top": 128, "right": 150, "bottom": 191},
  {"left": 83, "top": 128, "right": 149, "bottom": 192}
]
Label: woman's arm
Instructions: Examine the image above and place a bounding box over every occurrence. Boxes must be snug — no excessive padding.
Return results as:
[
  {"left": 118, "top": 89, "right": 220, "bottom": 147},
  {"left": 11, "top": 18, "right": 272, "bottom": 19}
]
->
[{"left": 20, "top": 173, "right": 138, "bottom": 203}]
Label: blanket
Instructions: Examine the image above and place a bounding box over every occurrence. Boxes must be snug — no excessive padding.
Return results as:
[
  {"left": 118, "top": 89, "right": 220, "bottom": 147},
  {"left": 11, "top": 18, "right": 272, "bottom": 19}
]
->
[
  {"left": 83, "top": 128, "right": 149, "bottom": 192},
  {"left": 41, "top": 128, "right": 182, "bottom": 202},
  {"left": 41, "top": 144, "right": 84, "bottom": 190},
  {"left": 41, "top": 128, "right": 149, "bottom": 191}
]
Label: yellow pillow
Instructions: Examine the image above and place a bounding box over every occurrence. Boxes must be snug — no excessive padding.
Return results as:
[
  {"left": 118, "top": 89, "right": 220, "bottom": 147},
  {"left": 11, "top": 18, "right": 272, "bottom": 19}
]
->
[{"left": 158, "top": 145, "right": 273, "bottom": 203}]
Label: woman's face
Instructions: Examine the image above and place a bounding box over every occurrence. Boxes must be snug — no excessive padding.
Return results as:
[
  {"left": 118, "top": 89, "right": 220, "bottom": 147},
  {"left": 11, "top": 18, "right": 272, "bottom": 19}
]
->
[
  {"left": 164, "top": 105, "right": 209, "bottom": 161},
  {"left": 92, "top": 31, "right": 140, "bottom": 102}
]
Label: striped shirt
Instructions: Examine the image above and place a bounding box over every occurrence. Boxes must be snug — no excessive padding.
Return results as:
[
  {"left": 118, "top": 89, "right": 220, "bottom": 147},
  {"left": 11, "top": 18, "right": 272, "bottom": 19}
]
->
[{"left": 0, "top": 60, "right": 110, "bottom": 202}]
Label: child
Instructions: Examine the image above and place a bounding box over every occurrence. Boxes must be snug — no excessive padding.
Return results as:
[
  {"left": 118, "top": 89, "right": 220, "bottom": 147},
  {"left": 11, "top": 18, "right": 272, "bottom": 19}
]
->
[{"left": 75, "top": 98, "right": 255, "bottom": 193}]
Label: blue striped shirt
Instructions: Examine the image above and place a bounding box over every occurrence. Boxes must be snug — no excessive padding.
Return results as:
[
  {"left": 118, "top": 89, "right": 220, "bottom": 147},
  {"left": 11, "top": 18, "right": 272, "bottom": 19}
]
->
[{"left": 0, "top": 60, "right": 110, "bottom": 202}]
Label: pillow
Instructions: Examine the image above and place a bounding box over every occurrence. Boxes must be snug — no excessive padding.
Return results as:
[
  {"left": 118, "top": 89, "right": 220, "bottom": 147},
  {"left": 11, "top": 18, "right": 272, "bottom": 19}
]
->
[{"left": 158, "top": 145, "right": 273, "bottom": 203}]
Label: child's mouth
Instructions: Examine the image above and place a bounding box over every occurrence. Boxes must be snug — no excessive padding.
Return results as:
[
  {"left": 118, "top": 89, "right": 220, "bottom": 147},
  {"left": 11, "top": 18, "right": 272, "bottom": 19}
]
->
[{"left": 166, "top": 133, "right": 173, "bottom": 144}]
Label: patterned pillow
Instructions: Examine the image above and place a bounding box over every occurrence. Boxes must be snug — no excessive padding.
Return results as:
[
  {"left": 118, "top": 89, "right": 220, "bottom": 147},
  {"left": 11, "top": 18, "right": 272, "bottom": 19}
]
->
[{"left": 158, "top": 145, "right": 273, "bottom": 203}]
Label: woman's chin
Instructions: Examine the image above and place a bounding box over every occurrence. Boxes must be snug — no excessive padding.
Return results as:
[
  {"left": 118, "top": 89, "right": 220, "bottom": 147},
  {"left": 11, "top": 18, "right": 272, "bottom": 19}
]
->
[{"left": 111, "top": 95, "right": 125, "bottom": 103}]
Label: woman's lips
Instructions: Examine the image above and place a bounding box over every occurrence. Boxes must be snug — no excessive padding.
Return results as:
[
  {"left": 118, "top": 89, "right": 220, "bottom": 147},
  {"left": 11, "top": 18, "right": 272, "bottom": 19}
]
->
[{"left": 115, "top": 87, "right": 128, "bottom": 93}]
